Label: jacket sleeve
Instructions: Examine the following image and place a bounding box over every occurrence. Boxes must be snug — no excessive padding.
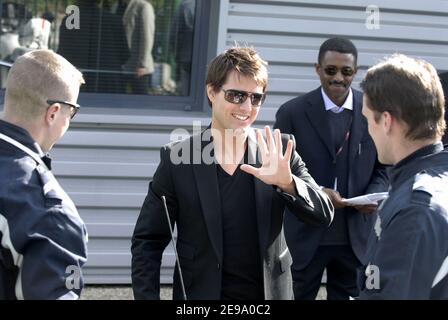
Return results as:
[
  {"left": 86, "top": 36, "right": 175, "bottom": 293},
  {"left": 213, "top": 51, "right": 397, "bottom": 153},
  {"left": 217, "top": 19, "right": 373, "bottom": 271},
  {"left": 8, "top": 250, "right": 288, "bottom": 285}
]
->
[
  {"left": 131, "top": 146, "right": 176, "bottom": 299},
  {"left": 20, "top": 213, "right": 88, "bottom": 300},
  {"left": 359, "top": 203, "right": 438, "bottom": 299},
  {"left": 5, "top": 167, "right": 87, "bottom": 300},
  {"left": 276, "top": 134, "right": 334, "bottom": 226}
]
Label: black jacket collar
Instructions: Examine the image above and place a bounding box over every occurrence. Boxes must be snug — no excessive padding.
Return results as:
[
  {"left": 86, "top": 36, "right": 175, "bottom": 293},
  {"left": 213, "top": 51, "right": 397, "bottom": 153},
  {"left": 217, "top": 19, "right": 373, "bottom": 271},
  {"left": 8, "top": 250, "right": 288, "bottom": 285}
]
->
[
  {"left": 0, "top": 119, "right": 52, "bottom": 169},
  {"left": 389, "top": 142, "right": 445, "bottom": 190}
]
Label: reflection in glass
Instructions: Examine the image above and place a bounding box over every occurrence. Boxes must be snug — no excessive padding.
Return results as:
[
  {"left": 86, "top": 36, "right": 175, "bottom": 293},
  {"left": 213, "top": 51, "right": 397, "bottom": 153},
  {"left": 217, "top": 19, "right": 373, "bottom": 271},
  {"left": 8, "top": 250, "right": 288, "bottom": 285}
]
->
[
  {"left": 0, "top": 0, "right": 197, "bottom": 97},
  {"left": 169, "top": 0, "right": 195, "bottom": 96}
]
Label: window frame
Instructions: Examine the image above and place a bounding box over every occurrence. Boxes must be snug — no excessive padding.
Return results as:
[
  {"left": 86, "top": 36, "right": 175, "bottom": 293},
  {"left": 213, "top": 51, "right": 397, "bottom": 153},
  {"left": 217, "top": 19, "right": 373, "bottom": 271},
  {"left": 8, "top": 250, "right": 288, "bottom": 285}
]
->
[{"left": 0, "top": 0, "right": 211, "bottom": 113}]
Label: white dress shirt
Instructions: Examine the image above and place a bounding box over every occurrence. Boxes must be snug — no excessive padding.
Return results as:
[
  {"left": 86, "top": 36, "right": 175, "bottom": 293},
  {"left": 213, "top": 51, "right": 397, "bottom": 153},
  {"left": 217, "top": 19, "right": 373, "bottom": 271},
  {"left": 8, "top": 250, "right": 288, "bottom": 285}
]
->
[{"left": 321, "top": 87, "right": 353, "bottom": 113}]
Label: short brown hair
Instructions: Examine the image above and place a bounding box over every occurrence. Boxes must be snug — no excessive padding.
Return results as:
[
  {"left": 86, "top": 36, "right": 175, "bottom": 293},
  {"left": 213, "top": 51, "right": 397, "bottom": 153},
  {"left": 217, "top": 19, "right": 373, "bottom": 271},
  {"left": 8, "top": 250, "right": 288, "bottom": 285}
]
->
[
  {"left": 205, "top": 46, "right": 268, "bottom": 107},
  {"left": 361, "top": 54, "right": 445, "bottom": 140}
]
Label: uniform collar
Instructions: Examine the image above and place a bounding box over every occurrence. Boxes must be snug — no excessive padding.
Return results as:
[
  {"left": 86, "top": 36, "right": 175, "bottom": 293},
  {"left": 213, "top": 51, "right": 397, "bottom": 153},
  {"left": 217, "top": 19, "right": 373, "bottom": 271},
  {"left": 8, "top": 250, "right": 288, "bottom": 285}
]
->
[
  {"left": 0, "top": 119, "right": 51, "bottom": 168},
  {"left": 388, "top": 142, "right": 444, "bottom": 190}
]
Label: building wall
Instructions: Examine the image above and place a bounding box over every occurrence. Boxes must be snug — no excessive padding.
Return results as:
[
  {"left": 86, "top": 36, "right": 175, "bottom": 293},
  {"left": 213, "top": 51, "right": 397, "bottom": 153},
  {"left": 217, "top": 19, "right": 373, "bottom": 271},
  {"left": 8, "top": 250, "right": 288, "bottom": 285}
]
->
[
  {"left": 226, "top": 0, "right": 448, "bottom": 123},
  {"left": 52, "top": 0, "right": 448, "bottom": 283},
  {"left": 55, "top": 112, "right": 209, "bottom": 283}
]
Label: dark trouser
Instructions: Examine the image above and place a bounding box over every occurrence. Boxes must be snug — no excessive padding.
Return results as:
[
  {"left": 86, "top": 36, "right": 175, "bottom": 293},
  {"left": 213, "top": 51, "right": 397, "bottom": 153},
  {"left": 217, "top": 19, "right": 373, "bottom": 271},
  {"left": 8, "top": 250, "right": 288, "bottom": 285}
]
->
[{"left": 292, "top": 245, "right": 360, "bottom": 300}]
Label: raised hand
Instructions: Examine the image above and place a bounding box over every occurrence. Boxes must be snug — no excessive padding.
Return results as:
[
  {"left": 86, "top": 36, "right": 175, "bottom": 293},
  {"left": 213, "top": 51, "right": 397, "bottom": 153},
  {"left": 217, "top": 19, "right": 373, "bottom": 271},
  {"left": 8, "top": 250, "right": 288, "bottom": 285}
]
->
[{"left": 240, "top": 126, "right": 295, "bottom": 194}]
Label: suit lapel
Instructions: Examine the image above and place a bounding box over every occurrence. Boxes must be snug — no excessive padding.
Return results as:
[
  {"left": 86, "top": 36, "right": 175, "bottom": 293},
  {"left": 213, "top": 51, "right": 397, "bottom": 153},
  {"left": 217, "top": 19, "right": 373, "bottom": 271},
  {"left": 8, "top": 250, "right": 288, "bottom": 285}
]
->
[
  {"left": 192, "top": 127, "right": 223, "bottom": 263},
  {"left": 247, "top": 129, "right": 272, "bottom": 256},
  {"left": 347, "top": 91, "right": 366, "bottom": 195},
  {"left": 304, "top": 88, "right": 334, "bottom": 160},
  {"left": 348, "top": 91, "right": 365, "bottom": 162}
]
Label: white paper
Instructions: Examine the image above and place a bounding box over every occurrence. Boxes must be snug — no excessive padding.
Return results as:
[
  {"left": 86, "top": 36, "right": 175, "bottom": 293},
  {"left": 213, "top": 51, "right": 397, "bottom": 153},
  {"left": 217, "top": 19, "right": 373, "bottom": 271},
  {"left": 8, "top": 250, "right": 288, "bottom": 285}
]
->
[{"left": 342, "top": 192, "right": 388, "bottom": 206}]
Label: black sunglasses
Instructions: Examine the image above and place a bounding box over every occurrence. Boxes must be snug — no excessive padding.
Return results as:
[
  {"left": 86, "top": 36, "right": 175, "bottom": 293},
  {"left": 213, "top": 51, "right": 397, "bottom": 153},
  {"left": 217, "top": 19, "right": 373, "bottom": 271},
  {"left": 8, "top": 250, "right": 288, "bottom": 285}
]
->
[
  {"left": 221, "top": 88, "right": 266, "bottom": 107},
  {"left": 323, "top": 66, "right": 355, "bottom": 77},
  {"left": 47, "top": 99, "right": 80, "bottom": 119}
]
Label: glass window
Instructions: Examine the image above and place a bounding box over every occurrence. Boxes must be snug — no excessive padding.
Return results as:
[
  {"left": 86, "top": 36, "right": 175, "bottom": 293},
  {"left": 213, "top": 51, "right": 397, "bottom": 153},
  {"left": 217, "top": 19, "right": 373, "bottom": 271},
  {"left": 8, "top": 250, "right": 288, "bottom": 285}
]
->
[{"left": 1, "top": 0, "right": 208, "bottom": 110}]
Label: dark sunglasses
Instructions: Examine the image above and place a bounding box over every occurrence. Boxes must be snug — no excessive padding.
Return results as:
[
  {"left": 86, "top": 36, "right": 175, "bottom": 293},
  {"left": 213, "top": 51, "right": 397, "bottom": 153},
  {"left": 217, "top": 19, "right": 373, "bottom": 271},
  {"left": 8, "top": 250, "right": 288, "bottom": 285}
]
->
[
  {"left": 323, "top": 66, "right": 355, "bottom": 77},
  {"left": 47, "top": 99, "right": 80, "bottom": 119},
  {"left": 221, "top": 88, "right": 266, "bottom": 107}
]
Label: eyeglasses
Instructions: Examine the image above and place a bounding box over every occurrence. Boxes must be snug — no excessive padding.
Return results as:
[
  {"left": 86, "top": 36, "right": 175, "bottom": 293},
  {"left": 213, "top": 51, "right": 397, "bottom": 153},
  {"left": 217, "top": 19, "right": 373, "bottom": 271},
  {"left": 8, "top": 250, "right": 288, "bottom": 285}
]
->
[
  {"left": 221, "top": 88, "right": 266, "bottom": 107},
  {"left": 323, "top": 66, "right": 355, "bottom": 77},
  {"left": 47, "top": 99, "right": 80, "bottom": 120}
]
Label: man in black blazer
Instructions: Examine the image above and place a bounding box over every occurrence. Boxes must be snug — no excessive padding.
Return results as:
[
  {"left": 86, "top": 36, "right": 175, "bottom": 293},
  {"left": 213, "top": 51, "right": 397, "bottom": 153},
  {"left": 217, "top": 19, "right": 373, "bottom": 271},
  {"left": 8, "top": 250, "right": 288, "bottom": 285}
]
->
[
  {"left": 131, "top": 46, "right": 334, "bottom": 300},
  {"left": 274, "top": 38, "right": 388, "bottom": 300},
  {"left": 439, "top": 72, "right": 448, "bottom": 144}
]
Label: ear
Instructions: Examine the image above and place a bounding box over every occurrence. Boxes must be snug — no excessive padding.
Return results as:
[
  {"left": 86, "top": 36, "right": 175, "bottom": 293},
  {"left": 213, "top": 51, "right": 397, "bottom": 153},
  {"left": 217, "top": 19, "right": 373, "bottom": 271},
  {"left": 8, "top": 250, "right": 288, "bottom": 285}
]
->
[
  {"left": 206, "top": 84, "right": 217, "bottom": 105},
  {"left": 382, "top": 111, "right": 393, "bottom": 135},
  {"left": 45, "top": 103, "right": 61, "bottom": 126},
  {"left": 314, "top": 63, "right": 321, "bottom": 75}
]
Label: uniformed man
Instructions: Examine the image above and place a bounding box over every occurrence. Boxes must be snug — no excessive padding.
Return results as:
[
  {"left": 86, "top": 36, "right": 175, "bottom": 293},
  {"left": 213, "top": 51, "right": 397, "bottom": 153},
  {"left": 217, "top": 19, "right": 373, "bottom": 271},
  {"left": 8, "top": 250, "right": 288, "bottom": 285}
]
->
[
  {"left": 359, "top": 54, "right": 448, "bottom": 299},
  {"left": 0, "top": 50, "right": 88, "bottom": 299}
]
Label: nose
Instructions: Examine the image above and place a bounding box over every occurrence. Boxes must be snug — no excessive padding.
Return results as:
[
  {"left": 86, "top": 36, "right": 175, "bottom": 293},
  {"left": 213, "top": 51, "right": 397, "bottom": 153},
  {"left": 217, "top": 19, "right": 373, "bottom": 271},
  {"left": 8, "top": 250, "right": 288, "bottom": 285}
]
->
[
  {"left": 333, "top": 70, "right": 344, "bottom": 82},
  {"left": 239, "top": 96, "right": 253, "bottom": 111}
]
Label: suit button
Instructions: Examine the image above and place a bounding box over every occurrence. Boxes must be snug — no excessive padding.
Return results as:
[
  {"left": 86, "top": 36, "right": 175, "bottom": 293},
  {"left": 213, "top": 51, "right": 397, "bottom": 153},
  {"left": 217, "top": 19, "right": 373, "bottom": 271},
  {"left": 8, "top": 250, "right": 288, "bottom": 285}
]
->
[{"left": 217, "top": 263, "right": 220, "bottom": 269}]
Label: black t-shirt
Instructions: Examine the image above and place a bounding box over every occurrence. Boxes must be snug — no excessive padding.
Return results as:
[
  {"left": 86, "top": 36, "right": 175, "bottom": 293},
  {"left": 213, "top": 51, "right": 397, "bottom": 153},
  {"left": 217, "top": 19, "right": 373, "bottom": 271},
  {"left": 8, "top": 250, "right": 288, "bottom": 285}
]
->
[{"left": 217, "top": 154, "right": 264, "bottom": 300}]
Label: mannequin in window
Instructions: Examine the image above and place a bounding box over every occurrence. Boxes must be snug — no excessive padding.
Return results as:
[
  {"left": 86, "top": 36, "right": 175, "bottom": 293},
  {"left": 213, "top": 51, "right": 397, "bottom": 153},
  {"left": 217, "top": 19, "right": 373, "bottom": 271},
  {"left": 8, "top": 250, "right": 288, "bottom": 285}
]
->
[{"left": 122, "top": 0, "right": 155, "bottom": 94}]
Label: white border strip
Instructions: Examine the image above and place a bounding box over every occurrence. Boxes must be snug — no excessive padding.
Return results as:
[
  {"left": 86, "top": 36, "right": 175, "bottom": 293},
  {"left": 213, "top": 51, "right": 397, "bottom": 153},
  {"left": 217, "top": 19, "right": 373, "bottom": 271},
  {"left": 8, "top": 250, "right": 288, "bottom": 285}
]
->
[
  {"left": 0, "top": 213, "right": 24, "bottom": 300},
  {"left": 433, "top": 256, "right": 448, "bottom": 288}
]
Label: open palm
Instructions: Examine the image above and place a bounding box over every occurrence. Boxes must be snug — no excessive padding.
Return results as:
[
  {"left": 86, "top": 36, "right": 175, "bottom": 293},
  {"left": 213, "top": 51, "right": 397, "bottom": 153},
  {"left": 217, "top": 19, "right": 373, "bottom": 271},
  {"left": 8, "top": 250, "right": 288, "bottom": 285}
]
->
[{"left": 241, "top": 126, "right": 294, "bottom": 190}]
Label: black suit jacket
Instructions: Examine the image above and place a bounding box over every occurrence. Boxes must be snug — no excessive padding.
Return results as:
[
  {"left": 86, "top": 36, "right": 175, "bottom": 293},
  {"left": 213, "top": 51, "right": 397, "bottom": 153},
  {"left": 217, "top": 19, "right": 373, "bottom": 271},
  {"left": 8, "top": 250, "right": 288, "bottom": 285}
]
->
[
  {"left": 131, "top": 127, "right": 333, "bottom": 300},
  {"left": 439, "top": 72, "right": 448, "bottom": 145},
  {"left": 274, "top": 88, "right": 388, "bottom": 268}
]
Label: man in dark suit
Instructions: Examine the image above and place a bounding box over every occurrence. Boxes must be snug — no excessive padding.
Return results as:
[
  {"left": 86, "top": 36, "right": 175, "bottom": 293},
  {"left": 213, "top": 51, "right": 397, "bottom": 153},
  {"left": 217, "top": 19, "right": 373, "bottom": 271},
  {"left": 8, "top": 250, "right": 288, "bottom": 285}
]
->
[
  {"left": 439, "top": 72, "right": 448, "bottom": 144},
  {"left": 131, "top": 46, "right": 334, "bottom": 300},
  {"left": 274, "top": 38, "right": 388, "bottom": 300}
]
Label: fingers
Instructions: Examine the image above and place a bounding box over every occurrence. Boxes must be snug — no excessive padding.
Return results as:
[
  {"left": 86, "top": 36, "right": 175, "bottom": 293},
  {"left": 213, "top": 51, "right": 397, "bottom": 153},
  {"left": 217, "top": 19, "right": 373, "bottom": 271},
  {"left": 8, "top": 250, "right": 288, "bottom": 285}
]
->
[
  {"left": 353, "top": 204, "right": 378, "bottom": 214},
  {"left": 322, "top": 188, "right": 346, "bottom": 209},
  {"left": 240, "top": 164, "right": 259, "bottom": 178},
  {"left": 256, "top": 129, "right": 268, "bottom": 163},
  {"left": 284, "top": 139, "right": 293, "bottom": 162},
  {"left": 256, "top": 129, "right": 268, "bottom": 154},
  {"left": 265, "top": 126, "right": 276, "bottom": 153},
  {"left": 273, "top": 128, "right": 293, "bottom": 161},
  {"left": 274, "top": 129, "right": 282, "bottom": 157}
]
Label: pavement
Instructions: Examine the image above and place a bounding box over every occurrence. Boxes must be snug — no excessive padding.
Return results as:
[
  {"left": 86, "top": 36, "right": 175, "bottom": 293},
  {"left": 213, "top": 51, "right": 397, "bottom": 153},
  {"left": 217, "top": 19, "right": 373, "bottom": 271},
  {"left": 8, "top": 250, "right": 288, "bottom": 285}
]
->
[
  {"left": 80, "top": 285, "right": 172, "bottom": 300},
  {"left": 80, "top": 285, "right": 327, "bottom": 300}
]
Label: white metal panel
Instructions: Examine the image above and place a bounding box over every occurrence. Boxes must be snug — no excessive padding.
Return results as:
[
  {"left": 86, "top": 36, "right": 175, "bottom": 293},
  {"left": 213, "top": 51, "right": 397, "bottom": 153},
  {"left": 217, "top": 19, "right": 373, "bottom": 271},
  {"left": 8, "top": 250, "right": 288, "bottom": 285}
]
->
[
  {"left": 51, "top": 126, "right": 180, "bottom": 284},
  {"left": 225, "top": 0, "right": 448, "bottom": 117}
]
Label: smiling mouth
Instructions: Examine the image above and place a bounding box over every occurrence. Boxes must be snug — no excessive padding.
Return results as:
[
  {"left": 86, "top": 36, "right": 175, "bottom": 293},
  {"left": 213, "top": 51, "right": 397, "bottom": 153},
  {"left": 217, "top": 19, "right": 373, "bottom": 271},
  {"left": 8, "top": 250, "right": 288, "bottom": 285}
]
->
[
  {"left": 330, "top": 83, "right": 346, "bottom": 88},
  {"left": 232, "top": 113, "right": 250, "bottom": 121}
]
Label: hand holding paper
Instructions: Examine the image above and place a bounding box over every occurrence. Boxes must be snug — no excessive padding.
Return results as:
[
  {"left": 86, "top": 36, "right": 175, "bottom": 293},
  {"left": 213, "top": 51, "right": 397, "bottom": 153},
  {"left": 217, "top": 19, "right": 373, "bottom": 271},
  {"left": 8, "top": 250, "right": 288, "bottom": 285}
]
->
[
  {"left": 321, "top": 188, "right": 346, "bottom": 209},
  {"left": 341, "top": 192, "right": 388, "bottom": 206}
]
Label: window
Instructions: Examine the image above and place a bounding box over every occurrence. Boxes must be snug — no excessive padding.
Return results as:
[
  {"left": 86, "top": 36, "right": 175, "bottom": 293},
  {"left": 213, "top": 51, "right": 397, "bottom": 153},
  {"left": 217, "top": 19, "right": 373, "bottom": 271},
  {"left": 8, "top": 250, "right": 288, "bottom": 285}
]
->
[{"left": 0, "top": 0, "right": 210, "bottom": 111}]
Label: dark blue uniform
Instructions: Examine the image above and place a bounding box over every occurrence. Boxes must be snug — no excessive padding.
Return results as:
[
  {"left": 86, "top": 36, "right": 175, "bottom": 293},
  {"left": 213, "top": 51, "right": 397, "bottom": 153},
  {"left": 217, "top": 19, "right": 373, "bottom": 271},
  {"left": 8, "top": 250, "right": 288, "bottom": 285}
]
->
[
  {"left": 359, "top": 143, "right": 448, "bottom": 299},
  {"left": 0, "top": 119, "right": 88, "bottom": 300}
]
